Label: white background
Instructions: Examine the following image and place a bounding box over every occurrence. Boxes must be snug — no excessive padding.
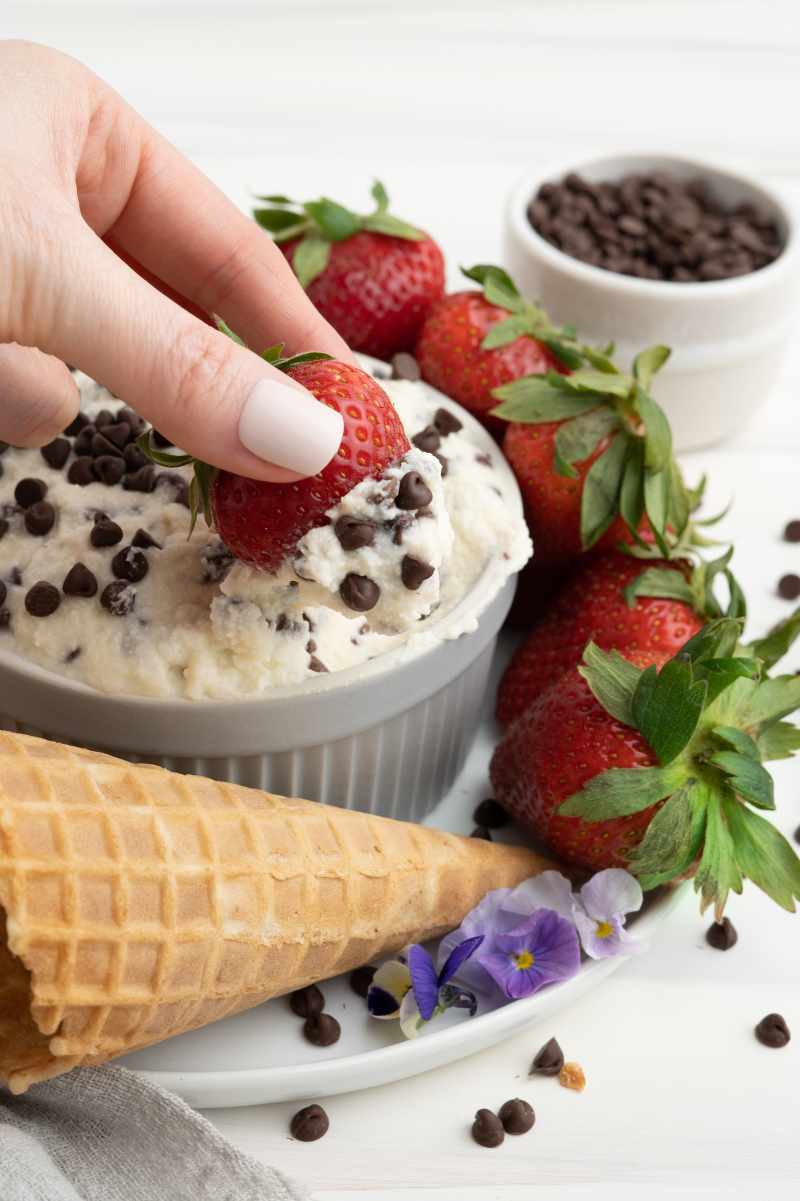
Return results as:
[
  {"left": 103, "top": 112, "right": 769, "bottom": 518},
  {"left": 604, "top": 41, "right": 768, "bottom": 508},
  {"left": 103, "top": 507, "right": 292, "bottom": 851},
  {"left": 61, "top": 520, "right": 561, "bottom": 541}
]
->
[{"left": 3, "top": 2, "right": 799, "bottom": 1198}]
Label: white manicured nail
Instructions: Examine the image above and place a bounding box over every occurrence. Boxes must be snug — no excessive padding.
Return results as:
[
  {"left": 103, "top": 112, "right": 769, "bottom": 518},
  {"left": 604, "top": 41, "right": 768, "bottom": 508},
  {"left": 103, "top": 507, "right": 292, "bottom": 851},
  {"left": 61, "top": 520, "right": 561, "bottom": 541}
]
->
[{"left": 239, "top": 378, "right": 343, "bottom": 476}]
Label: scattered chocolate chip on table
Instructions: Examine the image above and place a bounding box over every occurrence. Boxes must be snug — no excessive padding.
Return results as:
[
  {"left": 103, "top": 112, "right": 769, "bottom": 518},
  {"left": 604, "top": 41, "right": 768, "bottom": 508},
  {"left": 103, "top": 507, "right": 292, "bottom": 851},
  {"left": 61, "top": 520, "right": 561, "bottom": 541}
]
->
[
  {"left": 498, "top": 1098, "right": 535, "bottom": 1135},
  {"left": 530, "top": 1036, "right": 565, "bottom": 1076},
  {"left": 290, "top": 1104, "right": 329, "bottom": 1142},
  {"left": 755, "top": 1013, "right": 791, "bottom": 1048},
  {"left": 706, "top": 917, "right": 738, "bottom": 950},
  {"left": 471, "top": 1108, "right": 505, "bottom": 1148}
]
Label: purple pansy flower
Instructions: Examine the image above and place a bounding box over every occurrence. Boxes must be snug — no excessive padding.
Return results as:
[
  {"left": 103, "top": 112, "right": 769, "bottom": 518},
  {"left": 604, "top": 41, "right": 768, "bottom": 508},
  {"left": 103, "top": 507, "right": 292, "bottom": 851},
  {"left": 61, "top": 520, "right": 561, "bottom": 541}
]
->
[
  {"left": 571, "top": 869, "right": 645, "bottom": 960},
  {"left": 478, "top": 908, "right": 581, "bottom": 1000},
  {"left": 367, "top": 937, "right": 483, "bottom": 1038},
  {"left": 436, "top": 871, "right": 576, "bottom": 1002}
]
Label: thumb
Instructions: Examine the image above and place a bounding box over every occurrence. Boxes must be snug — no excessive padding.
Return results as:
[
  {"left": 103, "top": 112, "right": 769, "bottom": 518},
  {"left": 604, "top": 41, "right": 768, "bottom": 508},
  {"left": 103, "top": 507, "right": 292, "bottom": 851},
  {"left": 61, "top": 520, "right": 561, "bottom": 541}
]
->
[{"left": 19, "top": 217, "right": 344, "bottom": 481}]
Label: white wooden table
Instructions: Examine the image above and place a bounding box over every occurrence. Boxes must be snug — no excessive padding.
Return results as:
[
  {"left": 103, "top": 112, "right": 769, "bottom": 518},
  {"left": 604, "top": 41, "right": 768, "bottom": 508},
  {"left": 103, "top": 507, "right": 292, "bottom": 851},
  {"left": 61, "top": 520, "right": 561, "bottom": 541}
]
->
[{"left": 4, "top": 3, "right": 799, "bottom": 1197}]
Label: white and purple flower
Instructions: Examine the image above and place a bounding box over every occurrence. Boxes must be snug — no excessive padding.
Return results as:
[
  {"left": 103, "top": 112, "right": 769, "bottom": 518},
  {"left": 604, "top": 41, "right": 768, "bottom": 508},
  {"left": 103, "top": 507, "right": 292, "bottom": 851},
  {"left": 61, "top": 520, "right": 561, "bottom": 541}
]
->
[
  {"left": 571, "top": 869, "right": 646, "bottom": 960},
  {"left": 367, "top": 936, "right": 483, "bottom": 1038}
]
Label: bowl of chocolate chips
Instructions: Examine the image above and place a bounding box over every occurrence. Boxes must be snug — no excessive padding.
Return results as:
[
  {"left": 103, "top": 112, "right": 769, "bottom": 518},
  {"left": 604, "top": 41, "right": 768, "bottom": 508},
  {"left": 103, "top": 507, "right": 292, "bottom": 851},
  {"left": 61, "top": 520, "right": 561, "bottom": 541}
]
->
[{"left": 504, "top": 153, "right": 798, "bottom": 450}]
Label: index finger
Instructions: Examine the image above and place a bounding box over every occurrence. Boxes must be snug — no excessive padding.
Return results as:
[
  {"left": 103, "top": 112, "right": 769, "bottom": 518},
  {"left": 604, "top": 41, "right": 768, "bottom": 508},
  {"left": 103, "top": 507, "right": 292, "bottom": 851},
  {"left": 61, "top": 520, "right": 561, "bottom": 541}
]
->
[{"left": 81, "top": 82, "right": 354, "bottom": 362}]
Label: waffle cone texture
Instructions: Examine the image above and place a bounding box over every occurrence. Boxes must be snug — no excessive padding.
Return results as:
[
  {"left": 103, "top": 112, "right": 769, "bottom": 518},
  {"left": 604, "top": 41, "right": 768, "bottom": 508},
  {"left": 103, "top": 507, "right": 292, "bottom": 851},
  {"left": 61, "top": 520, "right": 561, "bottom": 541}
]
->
[{"left": 0, "top": 732, "right": 549, "bottom": 1093}]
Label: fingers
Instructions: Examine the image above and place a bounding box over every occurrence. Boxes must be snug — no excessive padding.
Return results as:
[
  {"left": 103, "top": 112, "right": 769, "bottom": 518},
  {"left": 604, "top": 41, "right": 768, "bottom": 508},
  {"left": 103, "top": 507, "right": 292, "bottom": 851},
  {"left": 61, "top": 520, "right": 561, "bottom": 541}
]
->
[
  {"left": 25, "top": 216, "right": 343, "bottom": 481},
  {"left": 80, "top": 89, "right": 354, "bottom": 362},
  {"left": 0, "top": 344, "right": 79, "bottom": 447}
]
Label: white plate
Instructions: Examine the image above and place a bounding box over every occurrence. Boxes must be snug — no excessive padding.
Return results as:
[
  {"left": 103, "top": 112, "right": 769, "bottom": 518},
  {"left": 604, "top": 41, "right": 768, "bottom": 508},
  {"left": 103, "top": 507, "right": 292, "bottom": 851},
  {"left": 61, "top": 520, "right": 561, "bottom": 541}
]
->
[{"left": 122, "top": 641, "right": 686, "bottom": 1108}]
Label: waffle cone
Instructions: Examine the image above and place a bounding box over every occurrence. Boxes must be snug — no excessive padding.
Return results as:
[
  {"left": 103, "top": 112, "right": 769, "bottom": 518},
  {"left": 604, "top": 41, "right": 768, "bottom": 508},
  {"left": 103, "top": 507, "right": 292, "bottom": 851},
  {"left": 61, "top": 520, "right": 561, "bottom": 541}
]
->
[{"left": 0, "top": 731, "right": 551, "bottom": 1093}]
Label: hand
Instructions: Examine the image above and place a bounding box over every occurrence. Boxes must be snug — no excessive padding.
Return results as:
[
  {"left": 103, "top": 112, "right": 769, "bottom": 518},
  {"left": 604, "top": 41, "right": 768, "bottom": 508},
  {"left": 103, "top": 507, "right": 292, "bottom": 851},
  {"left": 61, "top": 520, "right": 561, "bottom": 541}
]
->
[{"left": 0, "top": 40, "right": 352, "bottom": 480}]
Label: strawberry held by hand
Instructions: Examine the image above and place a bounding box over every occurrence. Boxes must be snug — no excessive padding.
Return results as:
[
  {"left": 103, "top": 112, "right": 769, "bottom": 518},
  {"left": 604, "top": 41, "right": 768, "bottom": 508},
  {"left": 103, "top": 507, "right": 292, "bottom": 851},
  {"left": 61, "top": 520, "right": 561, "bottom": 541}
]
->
[
  {"left": 254, "top": 182, "right": 445, "bottom": 359},
  {"left": 141, "top": 344, "right": 410, "bottom": 572},
  {"left": 496, "top": 546, "right": 745, "bottom": 725},
  {"left": 414, "top": 265, "right": 572, "bottom": 430},
  {"left": 491, "top": 619, "right": 800, "bottom": 917}
]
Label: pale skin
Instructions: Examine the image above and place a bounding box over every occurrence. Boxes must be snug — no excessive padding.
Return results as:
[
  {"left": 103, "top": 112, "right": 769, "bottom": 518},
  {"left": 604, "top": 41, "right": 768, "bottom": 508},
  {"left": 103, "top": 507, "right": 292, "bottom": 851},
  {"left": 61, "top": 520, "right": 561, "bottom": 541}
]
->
[{"left": 0, "top": 40, "right": 353, "bottom": 481}]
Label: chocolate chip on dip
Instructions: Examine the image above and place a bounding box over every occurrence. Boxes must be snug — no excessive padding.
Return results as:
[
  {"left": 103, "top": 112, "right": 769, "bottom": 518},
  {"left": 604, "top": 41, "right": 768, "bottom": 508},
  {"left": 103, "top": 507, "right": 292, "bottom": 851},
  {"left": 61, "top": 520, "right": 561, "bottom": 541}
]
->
[
  {"left": 401, "top": 555, "right": 434, "bottom": 591},
  {"left": 340, "top": 572, "right": 380, "bottom": 612},
  {"left": 390, "top": 351, "right": 421, "bottom": 381},
  {"left": 411, "top": 426, "right": 441, "bottom": 454},
  {"left": 100, "top": 581, "right": 136, "bottom": 616},
  {"left": 24, "top": 501, "right": 56, "bottom": 537},
  {"left": 63, "top": 563, "right": 98, "bottom": 598},
  {"left": 14, "top": 478, "right": 47, "bottom": 509},
  {"left": 433, "top": 407, "right": 462, "bottom": 437},
  {"left": 40, "top": 437, "right": 71, "bottom": 470},
  {"left": 112, "top": 547, "right": 149, "bottom": 584},
  {"left": 68, "top": 457, "right": 96, "bottom": 487},
  {"left": 91, "top": 517, "right": 124, "bottom": 548},
  {"left": 395, "top": 471, "right": 433, "bottom": 511},
  {"left": 334, "top": 515, "right": 376, "bottom": 551},
  {"left": 25, "top": 581, "right": 61, "bottom": 618}
]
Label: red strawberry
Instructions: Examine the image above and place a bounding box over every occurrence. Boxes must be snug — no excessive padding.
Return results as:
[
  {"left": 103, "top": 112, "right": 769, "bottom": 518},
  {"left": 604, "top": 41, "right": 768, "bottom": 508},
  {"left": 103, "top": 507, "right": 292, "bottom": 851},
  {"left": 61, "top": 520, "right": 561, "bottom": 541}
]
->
[
  {"left": 492, "top": 655, "right": 662, "bottom": 870},
  {"left": 213, "top": 359, "right": 409, "bottom": 571},
  {"left": 497, "top": 551, "right": 705, "bottom": 724},
  {"left": 491, "top": 629, "right": 800, "bottom": 916},
  {"left": 415, "top": 290, "right": 564, "bottom": 431},
  {"left": 254, "top": 183, "right": 444, "bottom": 359},
  {"left": 417, "top": 265, "right": 698, "bottom": 568}
]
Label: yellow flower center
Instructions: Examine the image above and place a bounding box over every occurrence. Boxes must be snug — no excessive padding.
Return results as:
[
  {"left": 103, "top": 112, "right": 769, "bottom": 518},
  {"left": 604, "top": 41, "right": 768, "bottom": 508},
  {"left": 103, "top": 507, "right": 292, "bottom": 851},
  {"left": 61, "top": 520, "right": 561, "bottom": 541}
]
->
[
  {"left": 513, "top": 950, "right": 534, "bottom": 970},
  {"left": 595, "top": 920, "right": 614, "bottom": 939}
]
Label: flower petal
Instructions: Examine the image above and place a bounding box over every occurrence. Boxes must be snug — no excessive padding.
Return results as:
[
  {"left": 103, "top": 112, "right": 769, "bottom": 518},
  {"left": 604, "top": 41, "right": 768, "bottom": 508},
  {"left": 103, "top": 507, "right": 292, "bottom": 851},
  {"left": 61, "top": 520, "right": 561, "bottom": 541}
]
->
[
  {"left": 371, "top": 959, "right": 412, "bottom": 1005},
  {"left": 501, "top": 870, "right": 575, "bottom": 922},
  {"left": 367, "top": 984, "right": 402, "bottom": 1018},
  {"left": 438, "top": 935, "right": 484, "bottom": 988},
  {"left": 407, "top": 944, "right": 440, "bottom": 1021},
  {"left": 436, "top": 888, "right": 511, "bottom": 972},
  {"left": 578, "top": 869, "right": 643, "bottom": 921},
  {"left": 479, "top": 909, "right": 581, "bottom": 1000},
  {"left": 399, "top": 990, "right": 425, "bottom": 1039}
]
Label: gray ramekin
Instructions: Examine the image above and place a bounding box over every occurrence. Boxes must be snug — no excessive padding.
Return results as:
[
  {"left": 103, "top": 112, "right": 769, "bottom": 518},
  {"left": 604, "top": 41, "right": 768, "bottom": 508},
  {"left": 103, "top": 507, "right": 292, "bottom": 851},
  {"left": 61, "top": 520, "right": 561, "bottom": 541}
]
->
[{"left": 0, "top": 387, "right": 524, "bottom": 822}]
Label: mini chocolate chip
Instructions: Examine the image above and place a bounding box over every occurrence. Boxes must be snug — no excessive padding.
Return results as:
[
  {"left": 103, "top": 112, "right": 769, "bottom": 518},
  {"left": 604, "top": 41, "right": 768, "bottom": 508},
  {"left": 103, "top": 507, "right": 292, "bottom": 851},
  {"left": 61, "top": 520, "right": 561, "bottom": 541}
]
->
[
  {"left": 0, "top": 519, "right": 8, "bottom": 542},
  {"left": 391, "top": 513, "right": 414, "bottom": 546},
  {"left": 91, "top": 518, "right": 124, "bottom": 548},
  {"left": 9, "top": 567, "right": 22, "bottom": 586},
  {"left": 396, "top": 470, "right": 433, "bottom": 511},
  {"left": 73, "top": 425, "right": 97, "bottom": 456},
  {"left": 65, "top": 647, "right": 82, "bottom": 663},
  {"left": 67, "top": 456, "right": 97, "bottom": 486},
  {"left": 64, "top": 412, "right": 90, "bottom": 436},
  {"left": 117, "top": 407, "right": 147, "bottom": 436},
  {"left": 101, "top": 581, "right": 135, "bottom": 616},
  {"left": 123, "top": 443, "right": 148, "bottom": 472},
  {"left": 335, "top": 515, "right": 376, "bottom": 550},
  {"left": 93, "top": 409, "right": 114, "bottom": 428},
  {"left": 0, "top": 581, "right": 6, "bottom": 606},
  {"left": 14, "top": 478, "right": 47, "bottom": 509},
  {"left": 433, "top": 407, "right": 462, "bottom": 436},
  {"left": 349, "top": 964, "right": 376, "bottom": 998},
  {"left": 41, "top": 437, "right": 71, "bottom": 470},
  {"left": 401, "top": 555, "right": 435, "bottom": 591},
  {"left": 0, "top": 608, "right": 10, "bottom": 630},
  {"left": 475, "top": 452, "right": 493, "bottom": 467},
  {"left": 63, "top": 563, "right": 98, "bottom": 598},
  {"left": 289, "top": 984, "right": 325, "bottom": 1019},
  {"left": 132, "top": 528, "right": 162, "bottom": 550},
  {"left": 201, "top": 541, "right": 234, "bottom": 583},
  {"left": 102, "top": 421, "right": 132, "bottom": 449},
  {"left": 112, "top": 546, "right": 149, "bottom": 583},
  {"left": 706, "top": 916, "right": 738, "bottom": 950},
  {"left": 94, "top": 455, "right": 126, "bottom": 486},
  {"left": 755, "top": 1013, "right": 791, "bottom": 1048},
  {"left": 340, "top": 572, "right": 380, "bottom": 612},
  {"left": 91, "top": 431, "right": 123, "bottom": 459},
  {"left": 498, "top": 1098, "right": 535, "bottom": 1135},
  {"left": 290, "top": 1104, "right": 329, "bottom": 1142},
  {"left": 434, "top": 453, "right": 448, "bottom": 477},
  {"left": 411, "top": 425, "right": 441, "bottom": 453},
  {"left": 24, "top": 501, "right": 56, "bottom": 537},
  {"left": 309, "top": 656, "right": 329, "bottom": 673},
  {"left": 783, "top": 520, "right": 800, "bottom": 542},
  {"left": 303, "top": 1012, "right": 341, "bottom": 1047},
  {"left": 152, "top": 429, "right": 173, "bottom": 448},
  {"left": 123, "top": 465, "right": 157, "bottom": 493},
  {"left": 473, "top": 798, "right": 510, "bottom": 829},
  {"left": 471, "top": 1109, "right": 504, "bottom": 1148},
  {"left": 157, "top": 472, "right": 189, "bottom": 506},
  {"left": 24, "top": 581, "right": 61, "bottom": 617},
  {"left": 530, "top": 1036, "right": 564, "bottom": 1076},
  {"left": 471, "top": 825, "right": 492, "bottom": 841},
  {"left": 390, "top": 351, "right": 421, "bottom": 381},
  {"left": 778, "top": 573, "right": 800, "bottom": 600}
]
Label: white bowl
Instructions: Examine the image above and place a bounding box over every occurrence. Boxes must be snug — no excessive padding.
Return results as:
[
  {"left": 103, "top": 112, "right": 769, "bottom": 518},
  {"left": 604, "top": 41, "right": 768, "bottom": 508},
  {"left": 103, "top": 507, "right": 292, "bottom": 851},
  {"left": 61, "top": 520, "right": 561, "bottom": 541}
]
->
[
  {"left": 504, "top": 152, "right": 799, "bottom": 450},
  {"left": 0, "top": 385, "right": 524, "bottom": 823}
]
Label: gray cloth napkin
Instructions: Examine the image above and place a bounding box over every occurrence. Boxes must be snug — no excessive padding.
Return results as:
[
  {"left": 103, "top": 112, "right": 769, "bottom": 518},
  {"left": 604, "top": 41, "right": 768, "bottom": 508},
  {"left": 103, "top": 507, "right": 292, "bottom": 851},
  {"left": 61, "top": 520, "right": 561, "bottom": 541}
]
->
[{"left": 0, "top": 1065, "right": 308, "bottom": 1201}]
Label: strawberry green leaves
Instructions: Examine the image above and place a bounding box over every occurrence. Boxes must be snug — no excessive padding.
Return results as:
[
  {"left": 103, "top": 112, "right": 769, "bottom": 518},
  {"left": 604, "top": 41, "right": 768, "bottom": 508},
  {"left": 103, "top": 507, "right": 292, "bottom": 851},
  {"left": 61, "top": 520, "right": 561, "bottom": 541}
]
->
[
  {"left": 461, "top": 264, "right": 584, "bottom": 368},
  {"left": 253, "top": 180, "right": 423, "bottom": 288},
  {"left": 580, "top": 433, "right": 628, "bottom": 547},
  {"left": 560, "top": 628, "right": 800, "bottom": 916}
]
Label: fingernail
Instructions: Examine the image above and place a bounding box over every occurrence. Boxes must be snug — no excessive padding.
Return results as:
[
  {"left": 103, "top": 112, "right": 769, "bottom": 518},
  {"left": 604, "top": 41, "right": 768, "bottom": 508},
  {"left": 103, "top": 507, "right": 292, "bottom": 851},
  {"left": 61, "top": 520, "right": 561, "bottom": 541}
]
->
[{"left": 239, "top": 378, "right": 344, "bottom": 476}]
